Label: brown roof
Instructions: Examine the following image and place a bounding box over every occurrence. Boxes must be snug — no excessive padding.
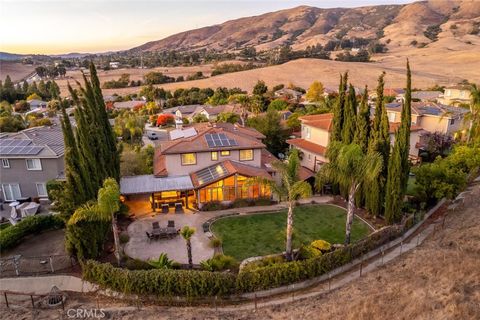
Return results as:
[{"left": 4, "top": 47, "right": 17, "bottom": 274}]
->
[
  {"left": 160, "top": 126, "right": 265, "bottom": 154},
  {"left": 260, "top": 148, "right": 278, "bottom": 172},
  {"left": 286, "top": 138, "right": 327, "bottom": 156},
  {"left": 190, "top": 160, "right": 271, "bottom": 188},
  {"left": 388, "top": 122, "right": 423, "bottom": 134},
  {"left": 298, "top": 113, "right": 333, "bottom": 132},
  {"left": 153, "top": 149, "right": 168, "bottom": 177},
  {"left": 299, "top": 166, "right": 315, "bottom": 181}
]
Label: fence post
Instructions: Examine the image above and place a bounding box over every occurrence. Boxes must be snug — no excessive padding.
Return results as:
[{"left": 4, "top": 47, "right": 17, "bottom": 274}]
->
[
  {"left": 49, "top": 256, "right": 55, "bottom": 273},
  {"left": 328, "top": 273, "right": 331, "bottom": 290},
  {"left": 30, "top": 295, "right": 35, "bottom": 309},
  {"left": 359, "top": 256, "right": 363, "bottom": 277},
  {"left": 381, "top": 248, "right": 384, "bottom": 266},
  {"left": 254, "top": 293, "right": 257, "bottom": 312},
  {"left": 214, "top": 295, "right": 218, "bottom": 312},
  {"left": 400, "top": 242, "right": 403, "bottom": 255},
  {"left": 13, "top": 255, "right": 21, "bottom": 276},
  {"left": 4, "top": 292, "right": 9, "bottom": 309}
]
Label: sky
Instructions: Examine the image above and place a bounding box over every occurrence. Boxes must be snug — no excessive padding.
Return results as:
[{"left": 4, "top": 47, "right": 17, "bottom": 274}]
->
[{"left": 0, "top": 0, "right": 415, "bottom": 55}]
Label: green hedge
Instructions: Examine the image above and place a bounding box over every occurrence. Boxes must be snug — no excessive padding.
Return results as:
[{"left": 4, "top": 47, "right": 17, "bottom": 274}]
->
[
  {"left": 82, "top": 260, "right": 236, "bottom": 297},
  {"left": 82, "top": 224, "right": 409, "bottom": 296},
  {"left": 0, "top": 215, "right": 64, "bottom": 251}
]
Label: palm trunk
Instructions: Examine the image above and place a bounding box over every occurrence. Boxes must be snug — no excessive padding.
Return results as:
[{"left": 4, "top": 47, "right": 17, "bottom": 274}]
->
[
  {"left": 345, "top": 185, "right": 357, "bottom": 245},
  {"left": 187, "top": 239, "right": 193, "bottom": 268},
  {"left": 111, "top": 213, "right": 121, "bottom": 266},
  {"left": 285, "top": 202, "right": 294, "bottom": 261}
]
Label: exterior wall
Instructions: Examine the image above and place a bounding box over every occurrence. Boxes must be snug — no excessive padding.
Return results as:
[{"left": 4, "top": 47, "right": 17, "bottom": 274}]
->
[
  {"left": 0, "top": 156, "right": 64, "bottom": 200},
  {"left": 416, "top": 115, "right": 466, "bottom": 136},
  {"left": 296, "top": 147, "right": 327, "bottom": 172},
  {"left": 164, "top": 149, "right": 262, "bottom": 176},
  {"left": 301, "top": 124, "right": 329, "bottom": 146},
  {"left": 389, "top": 131, "right": 422, "bottom": 158},
  {"left": 438, "top": 89, "right": 471, "bottom": 105}
]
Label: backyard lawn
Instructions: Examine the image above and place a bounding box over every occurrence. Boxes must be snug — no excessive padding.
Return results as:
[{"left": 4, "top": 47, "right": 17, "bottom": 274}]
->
[{"left": 211, "top": 204, "right": 371, "bottom": 261}]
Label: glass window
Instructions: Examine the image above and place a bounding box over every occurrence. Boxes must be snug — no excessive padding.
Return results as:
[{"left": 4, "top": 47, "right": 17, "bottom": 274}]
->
[
  {"left": 239, "top": 149, "right": 253, "bottom": 161},
  {"left": 449, "top": 118, "right": 455, "bottom": 125},
  {"left": 26, "top": 159, "right": 42, "bottom": 170},
  {"left": 306, "top": 127, "right": 311, "bottom": 139},
  {"left": 2, "top": 184, "right": 21, "bottom": 201},
  {"left": 211, "top": 151, "right": 218, "bottom": 161},
  {"left": 1, "top": 159, "right": 10, "bottom": 168},
  {"left": 181, "top": 153, "right": 196, "bottom": 165},
  {"left": 36, "top": 183, "right": 48, "bottom": 197},
  {"left": 220, "top": 150, "right": 230, "bottom": 156}
]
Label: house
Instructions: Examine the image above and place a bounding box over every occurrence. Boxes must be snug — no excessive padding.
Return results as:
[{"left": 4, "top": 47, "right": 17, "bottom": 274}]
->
[
  {"left": 196, "top": 105, "right": 244, "bottom": 121},
  {"left": 162, "top": 105, "right": 204, "bottom": 121},
  {"left": 274, "top": 88, "right": 303, "bottom": 102},
  {"left": 0, "top": 125, "right": 65, "bottom": 201},
  {"left": 286, "top": 113, "right": 332, "bottom": 174},
  {"left": 384, "top": 102, "right": 470, "bottom": 138},
  {"left": 109, "top": 62, "right": 120, "bottom": 69},
  {"left": 369, "top": 88, "right": 405, "bottom": 101},
  {"left": 437, "top": 85, "right": 472, "bottom": 106},
  {"left": 27, "top": 99, "right": 47, "bottom": 109},
  {"left": 120, "top": 123, "right": 273, "bottom": 210},
  {"left": 388, "top": 122, "right": 426, "bottom": 162},
  {"left": 113, "top": 100, "right": 146, "bottom": 110}
]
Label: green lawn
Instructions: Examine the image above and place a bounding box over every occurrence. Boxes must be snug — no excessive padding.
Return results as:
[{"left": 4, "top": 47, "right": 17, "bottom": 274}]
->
[{"left": 211, "top": 205, "right": 371, "bottom": 261}]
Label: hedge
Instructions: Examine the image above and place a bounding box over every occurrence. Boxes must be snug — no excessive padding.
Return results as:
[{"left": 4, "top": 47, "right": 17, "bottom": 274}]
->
[
  {"left": 82, "top": 222, "right": 410, "bottom": 296},
  {"left": 0, "top": 215, "right": 64, "bottom": 251},
  {"left": 82, "top": 260, "right": 236, "bottom": 297}
]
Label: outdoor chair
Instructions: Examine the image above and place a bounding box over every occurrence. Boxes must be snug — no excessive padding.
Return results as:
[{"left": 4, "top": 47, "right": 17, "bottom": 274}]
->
[
  {"left": 167, "top": 220, "right": 175, "bottom": 228},
  {"left": 175, "top": 203, "right": 183, "bottom": 213},
  {"left": 161, "top": 204, "right": 169, "bottom": 214},
  {"left": 146, "top": 231, "right": 155, "bottom": 242},
  {"left": 152, "top": 221, "right": 160, "bottom": 229}
]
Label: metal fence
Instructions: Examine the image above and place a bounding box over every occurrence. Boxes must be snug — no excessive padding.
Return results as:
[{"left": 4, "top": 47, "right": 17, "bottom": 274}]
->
[{"left": 0, "top": 254, "right": 77, "bottom": 278}]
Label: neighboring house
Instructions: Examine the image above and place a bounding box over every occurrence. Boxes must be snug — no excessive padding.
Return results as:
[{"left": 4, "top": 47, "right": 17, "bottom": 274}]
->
[
  {"left": 109, "top": 62, "right": 120, "bottom": 69},
  {"left": 162, "top": 105, "right": 204, "bottom": 121},
  {"left": 274, "top": 88, "right": 303, "bottom": 102},
  {"left": 388, "top": 123, "right": 426, "bottom": 162},
  {"left": 437, "top": 85, "right": 471, "bottom": 106},
  {"left": 286, "top": 113, "right": 332, "bottom": 174},
  {"left": 197, "top": 104, "right": 243, "bottom": 121},
  {"left": 113, "top": 100, "right": 146, "bottom": 110},
  {"left": 384, "top": 102, "right": 470, "bottom": 138},
  {"left": 370, "top": 88, "right": 405, "bottom": 100},
  {"left": 0, "top": 125, "right": 65, "bottom": 201},
  {"left": 28, "top": 99, "right": 47, "bottom": 109},
  {"left": 120, "top": 123, "right": 273, "bottom": 209}
]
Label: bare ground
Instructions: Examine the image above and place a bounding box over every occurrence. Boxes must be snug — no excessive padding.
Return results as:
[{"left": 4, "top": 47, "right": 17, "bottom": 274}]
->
[
  {"left": 2, "top": 182, "right": 479, "bottom": 319},
  {"left": 0, "top": 62, "right": 35, "bottom": 82}
]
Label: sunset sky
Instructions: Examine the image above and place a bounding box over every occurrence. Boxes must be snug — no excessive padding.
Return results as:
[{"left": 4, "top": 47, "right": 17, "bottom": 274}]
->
[{"left": 1, "top": 0, "right": 414, "bottom": 55}]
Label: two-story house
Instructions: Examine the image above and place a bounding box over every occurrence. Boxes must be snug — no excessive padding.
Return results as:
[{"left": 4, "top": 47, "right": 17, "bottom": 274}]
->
[
  {"left": 120, "top": 123, "right": 273, "bottom": 210},
  {"left": 437, "top": 85, "right": 472, "bottom": 106},
  {"left": 0, "top": 125, "right": 65, "bottom": 202}
]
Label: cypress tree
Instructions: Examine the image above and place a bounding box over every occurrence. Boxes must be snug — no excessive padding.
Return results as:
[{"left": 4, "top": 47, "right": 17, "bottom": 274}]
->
[
  {"left": 366, "top": 72, "right": 390, "bottom": 217},
  {"left": 354, "top": 85, "right": 370, "bottom": 153},
  {"left": 330, "top": 72, "right": 348, "bottom": 143},
  {"left": 385, "top": 60, "right": 412, "bottom": 223},
  {"left": 342, "top": 84, "right": 357, "bottom": 144}
]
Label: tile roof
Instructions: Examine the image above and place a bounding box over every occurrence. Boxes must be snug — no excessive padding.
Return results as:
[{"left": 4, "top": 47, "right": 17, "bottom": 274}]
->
[
  {"left": 1, "top": 125, "right": 64, "bottom": 157},
  {"left": 298, "top": 113, "right": 333, "bottom": 132},
  {"left": 153, "top": 149, "right": 168, "bottom": 177},
  {"left": 113, "top": 100, "right": 145, "bottom": 110},
  {"left": 261, "top": 148, "right": 278, "bottom": 172},
  {"left": 385, "top": 102, "right": 469, "bottom": 118},
  {"left": 299, "top": 166, "right": 315, "bottom": 181},
  {"left": 286, "top": 138, "right": 327, "bottom": 156},
  {"left": 190, "top": 160, "right": 271, "bottom": 188},
  {"left": 160, "top": 126, "right": 265, "bottom": 155},
  {"left": 388, "top": 123, "right": 424, "bottom": 134}
]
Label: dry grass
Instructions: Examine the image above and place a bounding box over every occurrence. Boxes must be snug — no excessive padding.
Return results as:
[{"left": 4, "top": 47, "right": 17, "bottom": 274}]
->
[{"left": 0, "top": 62, "right": 35, "bottom": 82}]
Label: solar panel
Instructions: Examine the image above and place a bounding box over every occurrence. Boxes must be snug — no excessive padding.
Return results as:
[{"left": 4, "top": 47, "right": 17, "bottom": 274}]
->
[
  {"left": 196, "top": 163, "right": 228, "bottom": 186},
  {"left": 205, "top": 133, "right": 238, "bottom": 148},
  {"left": 0, "top": 139, "right": 33, "bottom": 147},
  {"left": 0, "top": 139, "right": 43, "bottom": 156}
]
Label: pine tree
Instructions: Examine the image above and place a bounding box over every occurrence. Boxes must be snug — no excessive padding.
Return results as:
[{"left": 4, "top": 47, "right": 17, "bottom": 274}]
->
[
  {"left": 342, "top": 84, "right": 357, "bottom": 144},
  {"left": 354, "top": 86, "right": 370, "bottom": 153},
  {"left": 385, "top": 61, "right": 412, "bottom": 223},
  {"left": 330, "top": 72, "right": 348, "bottom": 143},
  {"left": 366, "top": 72, "right": 390, "bottom": 217}
]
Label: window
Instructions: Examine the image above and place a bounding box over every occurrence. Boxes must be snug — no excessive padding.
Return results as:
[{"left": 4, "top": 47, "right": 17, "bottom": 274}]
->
[
  {"left": 181, "top": 153, "right": 196, "bottom": 165},
  {"left": 2, "top": 184, "right": 21, "bottom": 201},
  {"left": 388, "top": 112, "right": 396, "bottom": 122},
  {"left": 307, "top": 153, "right": 312, "bottom": 161},
  {"left": 36, "top": 183, "right": 48, "bottom": 197},
  {"left": 211, "top": 151, "right": 218, "bottom": 161},
  {"left": 305, "top": 127, "right": 311, "bottom": 139},
  {"left": 220, "top": 150, "right": 230, "bottom": 156},
  {"left": 450, "top": 118, "right": 455, "bottom": 125},
  {"left": 2, "top": 159, "right": 10, "bottom": 168},
  {"left": 239, "top": 149, "right": 253, "bottom": 161},
  {"left": 26, "top": 158, "right": 42, "bottom": 170}
]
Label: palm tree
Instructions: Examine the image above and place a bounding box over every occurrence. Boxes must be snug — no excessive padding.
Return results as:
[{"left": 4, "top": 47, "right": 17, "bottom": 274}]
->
[
  {"left": 228, "top": 94, "right": 251, "bottom": 127},
  {"left": 180, "top": 226, "right": 196, "bottom": 268},
  {"left": 316, "top": 143, "right": 382, "bottom": 245},
  {"left": 246, "top": 149, "right": 312, "bottom": 261},
  {"left": 97, "top": 178, "right": 122, "bottom": 266},
  {"left": 467, "top": 83, "right": 480, "bottom": 144}
]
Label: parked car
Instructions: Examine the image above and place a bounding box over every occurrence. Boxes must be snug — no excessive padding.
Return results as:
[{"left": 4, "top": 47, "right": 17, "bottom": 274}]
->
[{"left": 147, "top": 131, "right": 159, "bottom": 140}]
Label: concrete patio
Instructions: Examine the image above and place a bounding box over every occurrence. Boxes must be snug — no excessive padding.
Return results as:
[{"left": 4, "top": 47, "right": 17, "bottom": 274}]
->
[{"left": 123, "top": 195, "right": 333, "bottom": 264}]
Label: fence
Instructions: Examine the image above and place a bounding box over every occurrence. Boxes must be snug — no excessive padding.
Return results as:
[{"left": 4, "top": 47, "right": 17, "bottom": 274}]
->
[{"left": 0, "top": 254, "right": 77, "bottom": 278}]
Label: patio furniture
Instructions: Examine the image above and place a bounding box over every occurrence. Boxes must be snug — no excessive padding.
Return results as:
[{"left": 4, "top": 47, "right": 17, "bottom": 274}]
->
[
  {"left": 167, "top": 220, "right": 175, "bottom": 228},
  {"left": 161, "top": 204, "right": 169, "bottom": 214},
  {"left": 146, "top": 231, "right": 155, "bottom": 242},
  {"left": 152, "top": 228, "right": 169, "bottom": 238},
  {"left": 20, "top": 202, "right": 40, "bottom": 218},
  {"left": 175, "top": 203, "right": 183, "bottom": 213},
  {"left": 152, "top": 221, "right": 160, "bottom": 229}
]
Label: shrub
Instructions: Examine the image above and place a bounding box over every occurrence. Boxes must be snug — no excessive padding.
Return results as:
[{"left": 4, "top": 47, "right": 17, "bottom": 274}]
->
[
  {"left": 209, "top": 238, "right": 222, "bottom": 248},
  {"left": 310, "top": 240, "right": 332, "bottom": 251},
  {"left": 119, "top": 233, "right": 130, "bottom": 244},
  {"left": 200, "top": 254, "right": 238, "bottom": 272},
  {"left": 148, "top": 253, "right": 175, "bottom": 269},
  {"left": 201, "top": 201, "right": 224, "bottom": 211},
  {"left": 125, "top": 257, "right": 154, "bottom": 271},
  {"left": 82, "top": 260, "right": 236, "bottom": 297},
  {"left": 230, "top": 198, "right": 251, "bottom": 208},
  {"left": 0, "top": 215, "right": 64, "bottom": 251},
  {"left": 424, "top": 24, "right": 441, "bottom": 41}
]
